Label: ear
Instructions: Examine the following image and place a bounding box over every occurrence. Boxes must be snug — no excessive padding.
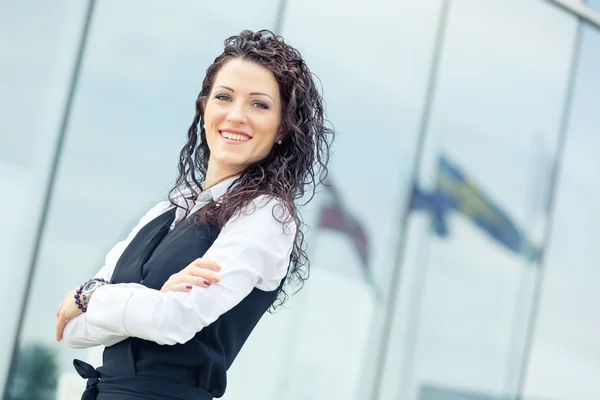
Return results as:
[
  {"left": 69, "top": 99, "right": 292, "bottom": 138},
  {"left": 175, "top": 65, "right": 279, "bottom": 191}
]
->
[{"left": 275, "top": 128, "right": 285, "bottom": 143}]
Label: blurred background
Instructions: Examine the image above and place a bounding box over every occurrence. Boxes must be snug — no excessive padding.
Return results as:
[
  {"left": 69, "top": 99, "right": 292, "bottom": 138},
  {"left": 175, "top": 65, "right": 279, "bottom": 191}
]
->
[{"left": 1, "top": 0, "right": 600, "bottom": 399}]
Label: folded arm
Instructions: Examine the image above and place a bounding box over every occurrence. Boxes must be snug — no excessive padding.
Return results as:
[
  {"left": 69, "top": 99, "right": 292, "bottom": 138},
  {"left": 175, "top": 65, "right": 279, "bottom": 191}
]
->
[
  {"left": 85, "top": 196, "right": 295, "bottom": 346},
  {"left": 61, "top": 201, "right": 172, "bottom": 348}
]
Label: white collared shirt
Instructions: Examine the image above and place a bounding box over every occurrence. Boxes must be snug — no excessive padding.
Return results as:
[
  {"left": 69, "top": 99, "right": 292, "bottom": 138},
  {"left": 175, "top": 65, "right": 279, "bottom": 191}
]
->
[{"left": 62, "top": 178, "right": 296, "bottom": 347}]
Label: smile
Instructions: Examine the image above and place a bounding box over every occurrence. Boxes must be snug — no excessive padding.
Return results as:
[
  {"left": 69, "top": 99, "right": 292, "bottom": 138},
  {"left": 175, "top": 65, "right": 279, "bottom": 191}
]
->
[{"left": 219, "top": 130, "right": 251, "bottom": 142}]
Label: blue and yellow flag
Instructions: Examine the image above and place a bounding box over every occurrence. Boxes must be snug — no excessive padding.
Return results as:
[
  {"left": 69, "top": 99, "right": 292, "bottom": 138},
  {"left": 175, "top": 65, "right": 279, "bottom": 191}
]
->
[{"left": 410, "top": 155, "right": 540, "bottom": 263}]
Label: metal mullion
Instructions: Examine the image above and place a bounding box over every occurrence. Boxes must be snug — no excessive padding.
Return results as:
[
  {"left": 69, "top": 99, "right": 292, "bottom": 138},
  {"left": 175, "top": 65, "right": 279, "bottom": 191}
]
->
[
  {"left": 514, "top": 12, "right": 585, "bottom": 400},
  {"left": 546, "top": 0, "right": 600, "bottom": 30},
  {"left": 1, "top": 1, "right": 97, "bottom": 398}
]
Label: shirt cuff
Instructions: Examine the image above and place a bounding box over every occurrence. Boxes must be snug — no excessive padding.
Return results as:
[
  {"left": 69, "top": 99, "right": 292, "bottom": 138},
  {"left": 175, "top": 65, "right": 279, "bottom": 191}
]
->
[{"left": 86, "top": 284, "right": 144, "bottom": 335}]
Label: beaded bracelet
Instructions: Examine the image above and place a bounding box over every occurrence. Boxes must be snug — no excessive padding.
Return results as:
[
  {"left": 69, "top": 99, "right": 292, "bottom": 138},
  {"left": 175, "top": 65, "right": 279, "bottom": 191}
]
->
[{"left": 74, "top": 278, "right": 109, "bottom": 312}]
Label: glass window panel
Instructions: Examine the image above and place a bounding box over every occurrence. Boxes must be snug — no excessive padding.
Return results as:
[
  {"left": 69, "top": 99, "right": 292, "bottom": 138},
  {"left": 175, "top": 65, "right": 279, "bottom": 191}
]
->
[
  {"left": 523, "top": 23, "right": 600, "bottom": 400},
  {"left": 224, "top": 1, "right": 444, "bottom": 399},
  {"left": 389, "top": 1, "right": 577, "bottom": 399},
  {"left": 587, "top": 0, "right": 600, "bottom": 13},
  {"left": 8, "top": 1, "right": 278, "bottom": 399},
  {"left": 0, "top": 0, "right": 88, "bottom": 394}
]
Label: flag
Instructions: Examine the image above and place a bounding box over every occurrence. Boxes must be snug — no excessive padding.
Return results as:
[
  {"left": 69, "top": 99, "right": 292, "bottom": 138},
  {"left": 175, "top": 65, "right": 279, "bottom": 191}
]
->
[
  {"left": 409, "top": 155, "right": 540, "bottom": 263},
  {"left": 434, "top": 155, "right": 540, "bottom": 263},
  {"left": 408, "top": 185, "right": 451, "bottom": 237},
  {"left": 318, "top": 180, "right": 370, "bottom": 278}
]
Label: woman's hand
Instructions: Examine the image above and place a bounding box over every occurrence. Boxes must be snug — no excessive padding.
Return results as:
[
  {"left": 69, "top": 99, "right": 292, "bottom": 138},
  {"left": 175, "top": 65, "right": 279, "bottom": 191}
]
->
[
  {"left": 160, "top": 258, "right": 222, "bottom": 293},
  {"left": 56, "top": 288, "right": 83, "bottom": 342},
  {"left": 55, "top": 259, "right": 221, "bottom": 342}
]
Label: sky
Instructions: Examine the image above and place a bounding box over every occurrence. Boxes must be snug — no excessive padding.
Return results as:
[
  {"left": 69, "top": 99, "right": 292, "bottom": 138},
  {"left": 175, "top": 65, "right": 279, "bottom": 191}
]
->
[{"left": 1, "top": 0, "right": 599, "bottom": 399}]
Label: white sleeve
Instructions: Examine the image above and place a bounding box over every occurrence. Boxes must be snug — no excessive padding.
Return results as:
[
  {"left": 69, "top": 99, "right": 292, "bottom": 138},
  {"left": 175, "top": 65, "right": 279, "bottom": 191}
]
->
[
  {"left": 85, "top": 196, "right": 296, "bottom": 346},
  {"left": 62, "top": 201, "right": 173, "bottom": 349}
]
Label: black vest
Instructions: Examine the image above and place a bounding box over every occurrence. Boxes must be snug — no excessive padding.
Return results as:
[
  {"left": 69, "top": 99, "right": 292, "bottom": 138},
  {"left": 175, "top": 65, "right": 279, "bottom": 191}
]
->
[{"left": 74, "top": 207, "right": 282, "bottom": 400}]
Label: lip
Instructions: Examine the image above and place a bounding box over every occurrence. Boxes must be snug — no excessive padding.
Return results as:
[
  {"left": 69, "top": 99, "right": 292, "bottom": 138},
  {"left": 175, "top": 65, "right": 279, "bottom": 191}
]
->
[{"left": 219, "top": 128, "right": 252, "bottom": 139}]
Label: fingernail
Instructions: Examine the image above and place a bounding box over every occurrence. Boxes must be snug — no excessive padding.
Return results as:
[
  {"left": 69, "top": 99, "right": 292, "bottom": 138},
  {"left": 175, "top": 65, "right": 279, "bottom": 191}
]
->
[
  {"left": 186, "top": 284, "right": 192, "bottom": 289},
  {"left": 203, "top": 280, "right": 212, "bottom": 286},
  {"left": 216, "top": 265, "right": 222, "bottom": 270}
]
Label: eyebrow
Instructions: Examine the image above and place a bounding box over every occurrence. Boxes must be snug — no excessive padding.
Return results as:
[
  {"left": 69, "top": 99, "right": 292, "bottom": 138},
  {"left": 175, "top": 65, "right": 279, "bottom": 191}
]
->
[{"left": 215, "top": 85, "right": 274, "bottom": 102}]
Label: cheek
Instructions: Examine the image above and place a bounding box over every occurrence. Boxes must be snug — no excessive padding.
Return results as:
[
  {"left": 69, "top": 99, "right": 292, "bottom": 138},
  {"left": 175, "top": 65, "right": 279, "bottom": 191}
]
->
[
  {"left": 203, "top": 103, "right": 224, "bottom": 126},
  {"left": 266, "top": 116, "right": 282, "bottom": 140}
]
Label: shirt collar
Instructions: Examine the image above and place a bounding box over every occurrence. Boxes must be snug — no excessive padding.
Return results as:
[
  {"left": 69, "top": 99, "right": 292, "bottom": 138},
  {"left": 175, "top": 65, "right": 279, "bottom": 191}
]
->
[
  {"left": 202, "top": 176, "right": 237, "bottom": 201},
  {"left": 172, "top": 177, "right": 238, "bottom": 227}
]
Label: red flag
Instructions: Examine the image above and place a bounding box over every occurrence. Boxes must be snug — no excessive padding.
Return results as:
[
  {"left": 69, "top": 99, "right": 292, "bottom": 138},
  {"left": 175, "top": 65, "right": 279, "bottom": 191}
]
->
[
  {"left": 318, "top": 182, "right": 369, "bottom": 268},
  {"left": 318, "top": 203, "right": 369, "bottom": 267}
]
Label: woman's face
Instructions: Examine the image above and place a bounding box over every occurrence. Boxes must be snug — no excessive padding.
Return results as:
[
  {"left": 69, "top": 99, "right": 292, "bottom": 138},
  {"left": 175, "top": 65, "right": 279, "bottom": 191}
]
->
[{"left": 203, "top": 58, "right": 282, "bottom": 179}]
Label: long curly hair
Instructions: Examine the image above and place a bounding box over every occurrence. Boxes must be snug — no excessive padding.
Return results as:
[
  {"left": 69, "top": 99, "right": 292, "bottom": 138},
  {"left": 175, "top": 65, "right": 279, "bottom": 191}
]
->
[{"left": 168, "top": 29, "right": 334, "bottom": 308}]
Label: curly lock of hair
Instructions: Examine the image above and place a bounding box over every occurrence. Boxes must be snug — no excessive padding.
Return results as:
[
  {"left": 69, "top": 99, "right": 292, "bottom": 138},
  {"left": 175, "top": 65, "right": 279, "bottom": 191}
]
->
[{"left": 168, "top": 29, "right": 335, "bottom": 309}]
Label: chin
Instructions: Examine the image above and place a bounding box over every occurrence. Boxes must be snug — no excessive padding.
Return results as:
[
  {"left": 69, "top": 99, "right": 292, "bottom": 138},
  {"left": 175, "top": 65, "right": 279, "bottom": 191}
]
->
[{"left": 213, "top": 155, "right": 249, "bottom": 172}]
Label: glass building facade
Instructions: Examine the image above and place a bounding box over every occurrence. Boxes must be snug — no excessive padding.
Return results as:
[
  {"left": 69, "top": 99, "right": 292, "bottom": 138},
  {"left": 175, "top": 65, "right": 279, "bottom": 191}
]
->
[{"left": 1, "top": 0, "right": 599, "bottom": 399}]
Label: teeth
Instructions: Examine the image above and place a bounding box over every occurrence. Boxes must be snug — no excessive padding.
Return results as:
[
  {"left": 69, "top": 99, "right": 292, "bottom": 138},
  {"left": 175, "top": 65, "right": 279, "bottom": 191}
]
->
[{"left": 221, "top": 131, "right": 250, "bottom": 141}]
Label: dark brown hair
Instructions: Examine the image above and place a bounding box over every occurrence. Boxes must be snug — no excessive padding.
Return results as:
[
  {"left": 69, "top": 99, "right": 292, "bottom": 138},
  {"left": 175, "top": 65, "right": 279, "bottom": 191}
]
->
[{"left": 168, "top": 29, "right": 334, "bottom": 308}]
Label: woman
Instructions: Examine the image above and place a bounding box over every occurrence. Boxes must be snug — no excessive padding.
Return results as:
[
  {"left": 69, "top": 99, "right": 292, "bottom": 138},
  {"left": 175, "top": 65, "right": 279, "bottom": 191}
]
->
[{"left": 55, "top": 29, "right": 333, "bottom": 400}]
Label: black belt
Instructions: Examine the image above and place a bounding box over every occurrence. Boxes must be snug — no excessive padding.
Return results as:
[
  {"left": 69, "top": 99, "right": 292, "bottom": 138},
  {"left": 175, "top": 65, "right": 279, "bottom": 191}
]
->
[{"left": 73, "top": 359, "right": 214, "bottom": 400}]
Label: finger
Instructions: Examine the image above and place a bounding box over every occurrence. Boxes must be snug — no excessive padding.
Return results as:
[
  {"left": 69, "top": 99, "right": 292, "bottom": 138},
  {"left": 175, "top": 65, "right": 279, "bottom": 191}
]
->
[
  {"left": 177, "top": 277, "right": 214, "bottom": 289},
  {"left": 191, "top": 258, "right": 222, "bottom": 271},
  {"left": 56, "top": 316, "right": 68, "bottom": 342},
  {"left": 190, "top": 267, "right": 221, "bottom": 283},
  {"left": 56, "top": 303, "right": 66, "bottom": 319},
  {"left": 190, "top": 275, "right": 217, "bottom": 287},
  {"left": 56, "top": 297, "right": 70, "bottom": 318},
  {"left": 177, "top": 275, "right": 215, "bottom": 288},
  {"left": 167, "top": 283, "right": 195, "bottom": 292}
]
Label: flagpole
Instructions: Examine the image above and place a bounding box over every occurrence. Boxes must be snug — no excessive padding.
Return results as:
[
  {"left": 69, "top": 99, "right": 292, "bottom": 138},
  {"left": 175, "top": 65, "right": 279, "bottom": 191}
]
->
[
  {"left": 368, "top": 1, "right": 452, "bottom": 399},
  {"left": 395, "top": 110, "right": 449, "bottom": 400},
  {"left": 513, "top": 20, "right": 583, "bottom": 398}
]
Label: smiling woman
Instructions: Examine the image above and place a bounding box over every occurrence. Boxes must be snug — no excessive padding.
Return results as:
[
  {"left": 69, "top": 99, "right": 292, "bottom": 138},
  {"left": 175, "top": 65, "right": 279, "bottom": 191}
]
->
[
  {"left": 204, "top": 59, "right": 283, "bottom": 181},
  {"left": 55, "top": 29, "right": 334, "bottom": 400}
]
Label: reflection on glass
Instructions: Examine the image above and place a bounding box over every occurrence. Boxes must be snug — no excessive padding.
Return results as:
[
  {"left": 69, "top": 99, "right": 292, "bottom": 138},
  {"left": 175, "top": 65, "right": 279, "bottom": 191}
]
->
[
  {"left": 394, "top": 0, "right": 576, "bottom": 399},
  {"left": 587, "top": 0, "right": 600, "bottom": 13},
  {"left": 229, "top": 1, "right": 443, "bottom": 399},
  {"left": 7, "top": 342, "right": 58, "bottom": 400},
  {"left": 0, "top": 1, "right": 88, "bottom": 394},
  {"left": 523, "top": 23, "right": 600, "bottom": 400},
  {"left": 4, "top": 0, "right": 594, "bottom": 399},
  {"left": 9, "top": 1, "right": 277, "bottom": 399}
]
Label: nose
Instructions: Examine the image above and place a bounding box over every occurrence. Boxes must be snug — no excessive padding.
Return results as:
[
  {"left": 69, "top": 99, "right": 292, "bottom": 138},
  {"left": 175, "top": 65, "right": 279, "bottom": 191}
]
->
[{"left": 226, "top": 102, "right": 247, "bottom": 125}]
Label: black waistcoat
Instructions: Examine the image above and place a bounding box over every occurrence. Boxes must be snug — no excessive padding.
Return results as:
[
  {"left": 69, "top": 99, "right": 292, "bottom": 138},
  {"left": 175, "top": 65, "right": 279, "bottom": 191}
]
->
[{"left": 75, "top": 207, "right": 282, "bottom": 400}]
